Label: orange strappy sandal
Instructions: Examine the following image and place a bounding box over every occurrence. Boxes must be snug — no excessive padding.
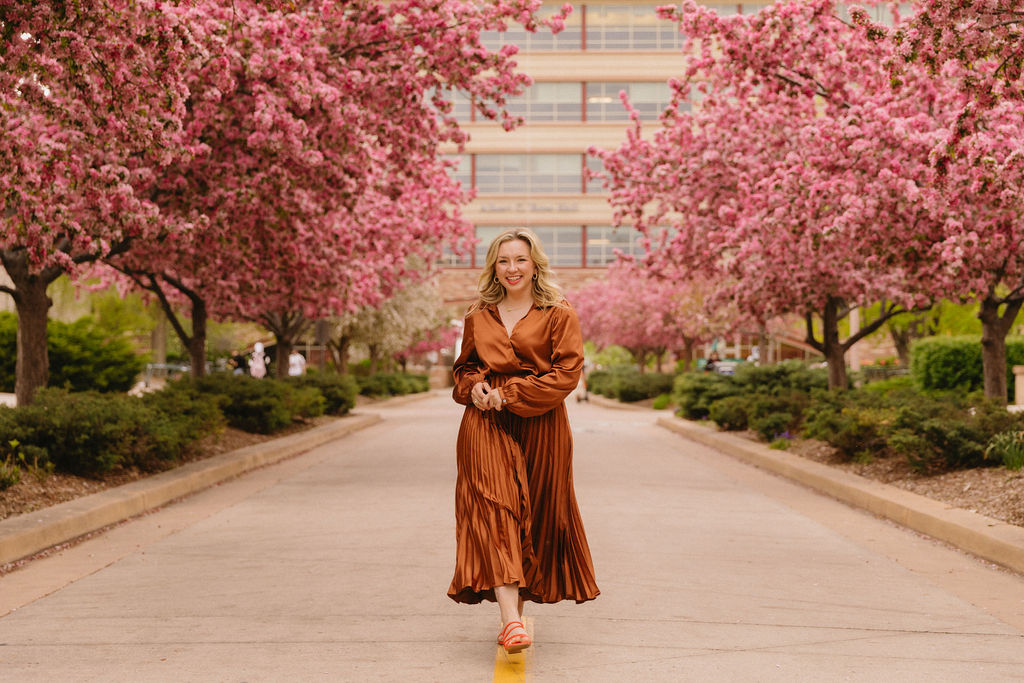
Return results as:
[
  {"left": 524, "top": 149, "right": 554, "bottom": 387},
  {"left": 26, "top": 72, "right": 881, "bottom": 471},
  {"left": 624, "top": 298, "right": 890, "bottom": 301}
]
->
[{"left": 498, "top": 620, "right": 532, "bottom": 654}]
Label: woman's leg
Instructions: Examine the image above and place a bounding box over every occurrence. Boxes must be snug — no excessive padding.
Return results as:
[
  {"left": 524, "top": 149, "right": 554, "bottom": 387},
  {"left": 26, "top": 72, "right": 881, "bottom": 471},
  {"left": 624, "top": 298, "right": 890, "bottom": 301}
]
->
[{"left": 494, "top": 583, "right": 521, "bottom": 625}]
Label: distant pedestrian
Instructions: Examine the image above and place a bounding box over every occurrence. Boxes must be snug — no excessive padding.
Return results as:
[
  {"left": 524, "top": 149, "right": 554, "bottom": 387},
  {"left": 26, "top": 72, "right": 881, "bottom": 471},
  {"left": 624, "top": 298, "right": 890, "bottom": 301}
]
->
[
  {"left": 248, "top": 342, "right": 269, "bottom": 379},
  {"left": 288, "top": 350, "right": 307, "bottom": 377},
  {"left": 449, "top": 228, "right": 599, "bottom": 655},
  {"left": 229, "top": 349, "right": 247, "bottom": 375},
  {"left": 704, "top": 350, "right": 721, "bottom": 373}
]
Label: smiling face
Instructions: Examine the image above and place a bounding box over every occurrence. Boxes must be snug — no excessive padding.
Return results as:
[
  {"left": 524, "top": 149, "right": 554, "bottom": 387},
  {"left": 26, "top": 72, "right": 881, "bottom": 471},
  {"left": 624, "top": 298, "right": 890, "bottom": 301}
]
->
[{"left": 494, "top": 238, "right": 535, "bottom": 296}]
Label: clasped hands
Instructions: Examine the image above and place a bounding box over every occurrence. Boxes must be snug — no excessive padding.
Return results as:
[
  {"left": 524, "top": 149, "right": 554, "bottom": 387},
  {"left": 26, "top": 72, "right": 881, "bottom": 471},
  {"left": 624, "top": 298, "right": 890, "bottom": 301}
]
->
[{"left": 471, "top": 381, "right": 503, "bottom": 411}]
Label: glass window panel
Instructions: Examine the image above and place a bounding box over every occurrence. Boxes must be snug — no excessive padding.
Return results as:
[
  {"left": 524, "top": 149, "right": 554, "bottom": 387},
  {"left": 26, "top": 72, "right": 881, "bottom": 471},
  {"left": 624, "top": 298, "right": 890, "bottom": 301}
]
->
[
  {"left": 474, "top": 226, "right": 505, "bottom": 267},
  {"left": 505, "top": 82, "right": 581, "bottom": 122},
  {"left": 480, "top": 8, "right": 582, "bottom": 52},
  {"left": 585, "top": 155, "right": 607, "bottom": 194},
  {"left": 587, "top": 5, "right": 686, "bottom": 51},
  {"left": 531, "top": 226, "right": 583, "bottom": 267},
  {"left": 585, "top": 226, "right": 646, "bottom": 266},
  {"left": 474, "top": 226, "right": 582, "bottom": 267},
  {"left": 705, "top": 4, "right": 740, "bottom": 17},
  {"left": 474, "top": 154, "right": 581, "bottom": 194},
  {"left": 444, "top": 154, "right": 472, "bottom": 190},
  {"left": 586, "top": 82, "right": 672, "bottom": 121},
  {"left": 437, "top": 244, "right": 473, "bottom": 268}
]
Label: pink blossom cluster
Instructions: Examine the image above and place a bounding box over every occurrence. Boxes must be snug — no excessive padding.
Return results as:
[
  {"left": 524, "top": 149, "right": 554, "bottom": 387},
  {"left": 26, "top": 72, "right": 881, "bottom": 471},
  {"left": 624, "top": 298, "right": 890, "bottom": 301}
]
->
[
  {"left": 2, "top": 0, "right": 569, "bottom": 390},
  {"left": 572, "top": 259, "right": 728, "bottom": 369},
  {"left": 592, "top": 0, "right": 1024, "bottom": 392}
]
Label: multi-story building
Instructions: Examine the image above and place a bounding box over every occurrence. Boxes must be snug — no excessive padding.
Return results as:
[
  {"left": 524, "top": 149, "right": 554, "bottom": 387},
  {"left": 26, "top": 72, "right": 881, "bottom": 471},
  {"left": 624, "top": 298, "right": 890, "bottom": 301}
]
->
[
  {"left": 438, "top": 0, "right": 764, "bottom": 307},
  {"left": 437, "top": 0, "right": 909, "bottom": 366}
]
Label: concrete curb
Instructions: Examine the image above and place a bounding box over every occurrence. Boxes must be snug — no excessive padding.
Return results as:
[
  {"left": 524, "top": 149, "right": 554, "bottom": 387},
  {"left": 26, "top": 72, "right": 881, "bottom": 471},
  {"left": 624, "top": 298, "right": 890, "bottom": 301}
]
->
[
  {"left": 656, "top": 414, "right": 1024, "bottom": 576},
  {"left": 0, "top": 411, "right": 383, "bottom": 567}
]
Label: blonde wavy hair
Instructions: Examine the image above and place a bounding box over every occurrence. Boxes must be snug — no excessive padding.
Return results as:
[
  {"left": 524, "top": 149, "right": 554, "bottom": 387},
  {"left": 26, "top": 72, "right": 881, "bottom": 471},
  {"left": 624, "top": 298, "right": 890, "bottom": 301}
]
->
[{"left": 470, "top": 228, "right": 565, "bottom": 312}]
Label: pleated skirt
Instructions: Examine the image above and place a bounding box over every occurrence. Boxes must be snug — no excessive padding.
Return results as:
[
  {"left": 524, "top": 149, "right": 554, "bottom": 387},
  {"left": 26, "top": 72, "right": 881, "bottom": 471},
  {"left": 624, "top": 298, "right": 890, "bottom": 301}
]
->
[{"left": 448, "top": 392, "right": 600, "bottom": 605}]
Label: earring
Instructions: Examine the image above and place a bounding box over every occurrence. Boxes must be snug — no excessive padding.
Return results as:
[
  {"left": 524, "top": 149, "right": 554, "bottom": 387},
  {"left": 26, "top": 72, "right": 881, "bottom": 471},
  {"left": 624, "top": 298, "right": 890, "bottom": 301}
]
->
[
  {"left": 494, "top": 276, "right": 499, "bottom": 283},
  {"left": 532, "top": 273, "right": 537, "bottom": 280}
]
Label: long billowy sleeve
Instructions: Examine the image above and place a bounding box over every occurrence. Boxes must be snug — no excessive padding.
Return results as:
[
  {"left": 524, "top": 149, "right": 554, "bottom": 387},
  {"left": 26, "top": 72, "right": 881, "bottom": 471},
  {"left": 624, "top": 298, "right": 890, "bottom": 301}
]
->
[
  {"left": 500, "top": 305, "right": 584, "bottom": 418},
  {"left": 452, "top": 313, "right": 487, "bottom": 406}
]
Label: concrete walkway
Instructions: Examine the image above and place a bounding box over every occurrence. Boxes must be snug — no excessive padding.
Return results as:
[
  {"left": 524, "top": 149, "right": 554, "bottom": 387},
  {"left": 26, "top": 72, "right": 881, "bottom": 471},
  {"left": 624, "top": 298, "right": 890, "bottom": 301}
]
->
[{"left": 1, "top": 393, "right": 1023, "bottom": 681}]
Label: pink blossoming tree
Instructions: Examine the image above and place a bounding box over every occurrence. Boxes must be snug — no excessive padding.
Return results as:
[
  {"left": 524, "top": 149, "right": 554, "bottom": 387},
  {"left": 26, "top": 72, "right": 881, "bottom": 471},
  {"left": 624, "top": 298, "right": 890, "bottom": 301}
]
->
[
  {"left": 860, "top": 1, "right": 1024, "bottom": 400},
  {"left": 594, "top": 0, "right": 951, "bottom": 390},
  {"left": 573, "top": 259, "right": 727, "bottom": 373},
  {"left": 106, "top": 0, "right": 568, "bottom": 378},
  {"left": 0, "top": 0, "right": 203, "bottom": 404}
]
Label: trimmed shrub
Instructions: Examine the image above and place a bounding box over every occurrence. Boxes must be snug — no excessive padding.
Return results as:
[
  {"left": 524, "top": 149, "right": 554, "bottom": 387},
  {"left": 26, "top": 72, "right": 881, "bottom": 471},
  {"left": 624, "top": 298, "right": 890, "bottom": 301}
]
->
[
  {"left": 587, "top": 367, "right": 674, "bottom": 402},
  {"left": 288, "top": 373, "right": 358, "bottom": 415},
  {"left": 802, "top": 384, "right": 1024, "bottom": 471},
  {"left": 673, "top": 372, "right": 740, "bottom": 419},
  {"left": 191, "top": 374, "right": 295, "bottom": 434},
  {"left": 911, "top": 336, "right": 1024, "bottom": 399},
  {"left": 356, "top": 372, "right": 430, "bottom": 397},
  {"left": 0, "top": 388, "right": 197, "bottom": 475},
  {"left": 708, "top": 395, "right": 750, "bottom": 431},
  {"left": 652, "top": 393, "right": 671, "bottom": 410},
  {"left": 0, "top": 312, "right": 145, "bottom": 393},
  {"left": 732, "top": 360, "right": 829, "bottom": 396}
]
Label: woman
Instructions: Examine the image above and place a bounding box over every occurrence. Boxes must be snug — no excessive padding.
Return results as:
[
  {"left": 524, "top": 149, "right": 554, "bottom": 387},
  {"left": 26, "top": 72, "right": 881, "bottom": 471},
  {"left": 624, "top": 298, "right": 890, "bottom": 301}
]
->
[{"left": 448, "top": 228, "right": 599, "bottom": 654}]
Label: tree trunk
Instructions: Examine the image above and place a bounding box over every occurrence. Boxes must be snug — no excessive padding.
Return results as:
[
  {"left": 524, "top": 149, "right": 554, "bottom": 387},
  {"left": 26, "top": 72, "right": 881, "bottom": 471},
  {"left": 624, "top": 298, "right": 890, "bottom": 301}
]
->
[
  {"left": 978, "top": 294, "right": 1023, "bottom": 403},
  {"left": 151, "top": 312, "right": 167, "bottom": 364},
  {"left": 757, "top": 328, "right": 769, "bottom": 367},
  {"left": 134, "top": 273, "right": 208, "bottom": 379},
  {"left": 822, "top": 297, "right": 848, "bottom": 390},
  {"left": 274, "top": 336, "right": 292, "bottom": 379},
  {"left": 330, "top": 337, "right": 351, "bottom": 374},
  {"left": 1, "top": 250, "right": 59, "bottom": 406},
  {"left": 11, "top": 273, "right": 52, "bottom": 406},
  {"left": 678, "top": 338, "right": 695, "bottom": 372},
  {"left": 632, "top": 349, "right": 647, "bottom": 374},
  {"left": 187, "top": 298, "right": 207, "bottom": 379},
  {"left": 260, "top": 311, "right": 311, "bottom": 379},
  {"left": 368, "top": 343, "right": 380, "bottom": 374}
]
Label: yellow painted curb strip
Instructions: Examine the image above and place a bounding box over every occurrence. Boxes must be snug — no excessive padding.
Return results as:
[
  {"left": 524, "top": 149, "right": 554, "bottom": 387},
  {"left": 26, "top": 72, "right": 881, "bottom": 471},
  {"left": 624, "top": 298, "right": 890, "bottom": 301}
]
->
[
  {"left": 657, "top": 415, "right": 1024, "bottom": 576},
  {"left": 0, "top": 412, "right": 382, "bottom": 566},
  {"left": 493, "top": 616, "right": 533, "bottom": 682}
]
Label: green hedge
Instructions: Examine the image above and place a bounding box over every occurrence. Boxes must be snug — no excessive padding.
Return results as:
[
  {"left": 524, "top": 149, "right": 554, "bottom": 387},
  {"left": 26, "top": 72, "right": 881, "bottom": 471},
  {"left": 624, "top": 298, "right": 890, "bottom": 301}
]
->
[
  {"left": 187, "top": 373, "right": 324, "bottom": 434},
  {"left": 0, "top": 312, "right": 145, "bottom": 393},
  {"left": 911, "top": 336, "right": 1024, "bottom": 399},
  {"left": 803, "top": 386, "right": 1024, "bottom": 471},
  {"left": 587, "top": 367, "right": 675, "bottom": 402},
  {"left": 356, "top": 372, "right": 429, "bottom": 397},
  {"left": 287, "top": 372, "right": 358, "bottom": 415},
  {"left": 673, "top": 360, "right": 828, "bottom": 421},
  {"left": 0, "top": 387, "right": 225, "bottom": 476}
]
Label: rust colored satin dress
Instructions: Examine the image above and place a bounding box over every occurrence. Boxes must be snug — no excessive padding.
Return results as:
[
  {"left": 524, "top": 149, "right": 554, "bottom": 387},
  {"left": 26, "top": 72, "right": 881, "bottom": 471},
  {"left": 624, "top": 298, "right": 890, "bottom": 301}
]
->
[{"left": 447, "top": 301, "right": 600, "bottom": 605}]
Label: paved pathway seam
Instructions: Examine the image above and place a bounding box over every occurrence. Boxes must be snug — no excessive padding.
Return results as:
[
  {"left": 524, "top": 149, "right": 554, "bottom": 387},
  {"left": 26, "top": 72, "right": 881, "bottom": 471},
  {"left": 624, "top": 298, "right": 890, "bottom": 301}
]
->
[
  {"left": 0, "top": 411, "right": 383, "bottom": 567},
  {"left": 655, "top": 412, "right": 1024, "bottom": 576}
]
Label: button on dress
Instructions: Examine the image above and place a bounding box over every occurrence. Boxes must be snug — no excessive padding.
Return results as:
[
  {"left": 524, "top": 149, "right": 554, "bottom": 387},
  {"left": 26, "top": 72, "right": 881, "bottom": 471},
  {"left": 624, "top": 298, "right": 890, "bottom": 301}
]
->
[{"left": 448, "top": 301, "right": 600, "bottom": 605}]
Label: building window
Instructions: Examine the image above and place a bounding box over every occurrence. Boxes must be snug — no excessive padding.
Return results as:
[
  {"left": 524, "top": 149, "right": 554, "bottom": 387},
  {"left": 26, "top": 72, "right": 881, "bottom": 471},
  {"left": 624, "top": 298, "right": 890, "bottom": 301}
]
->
[
  {"left": 507, "top": 82, "right": 582, "bottom": 122},
  {"left": 835, "top": 2, "right": 915, "bottom": 25},
  {"left": 585, "top": 5, "right": 685, "bottom": 51},
  {"left": 444, "top": 154, "right": 473, "bottom": 191},
  {"left": 475, "top": 154, "right": 582, "bottom": 194},
  {"left": 585, "top": 225, "right": 645, "bottom": 265},
  {"left": 437, "top": 245, "right": 473, "bottom": 268},
  {"left": 586, "top": 82, "right": 674, "bottom": 121},
  {"left": 585, "top": 154, "right": 606, "bottom": 194},
  {"left": 427, "top": 88, "right": 474, "bottom": 122},
  {"left": 704, "top": 4, "right": 742, "bottom": 16},
  {"left": 481, "top": 8, "right": 583, "bottom": 52},
  {"left": 474, "top": 226, "right": 584, "bottom": 267}
]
